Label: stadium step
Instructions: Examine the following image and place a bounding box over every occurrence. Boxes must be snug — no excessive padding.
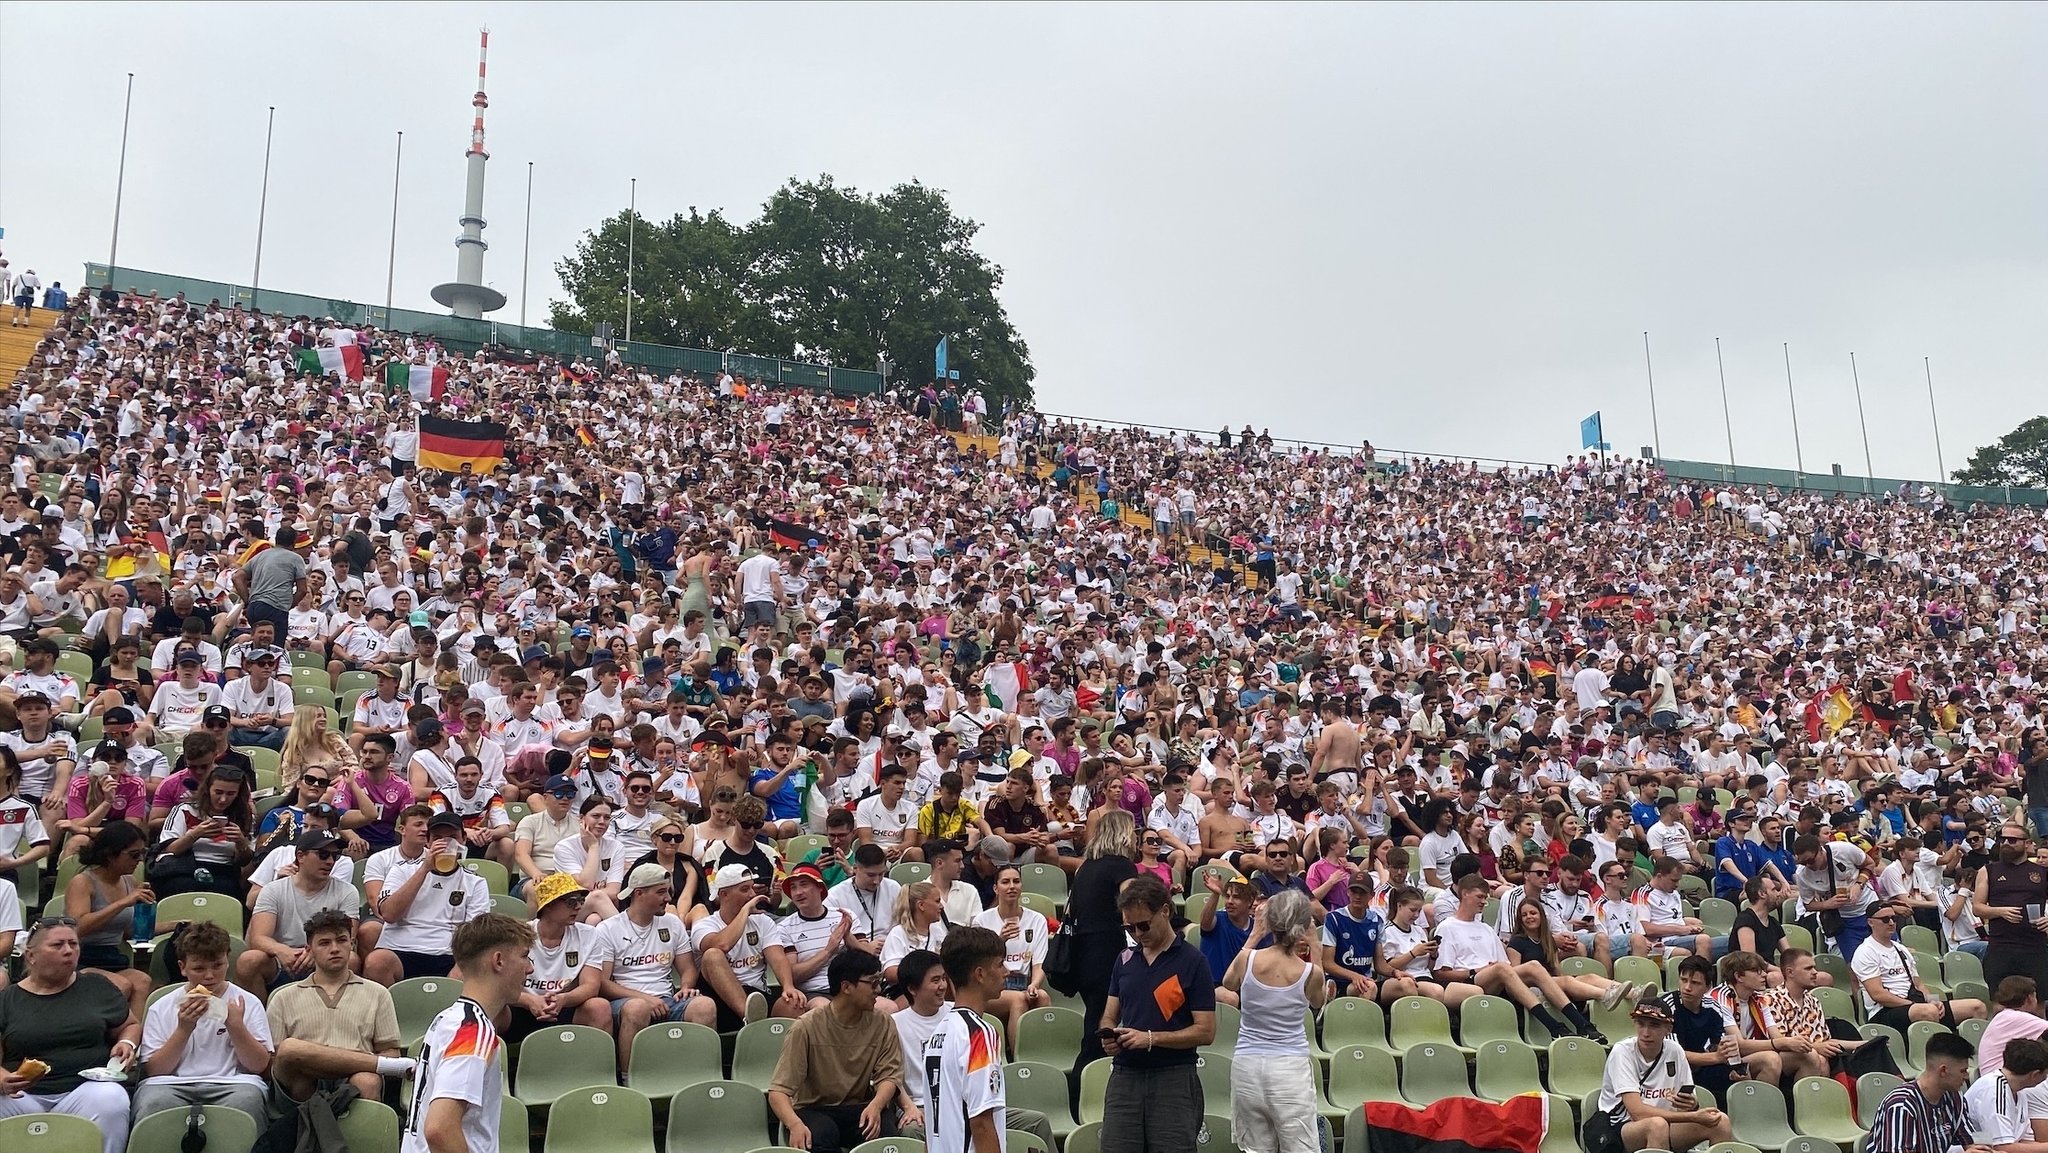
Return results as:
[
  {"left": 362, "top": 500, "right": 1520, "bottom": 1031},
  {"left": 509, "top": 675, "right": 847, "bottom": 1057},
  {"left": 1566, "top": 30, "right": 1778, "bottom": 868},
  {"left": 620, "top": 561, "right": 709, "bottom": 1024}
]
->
[{"left": 0, "top": 309, "right": 63, "bottom": 388}]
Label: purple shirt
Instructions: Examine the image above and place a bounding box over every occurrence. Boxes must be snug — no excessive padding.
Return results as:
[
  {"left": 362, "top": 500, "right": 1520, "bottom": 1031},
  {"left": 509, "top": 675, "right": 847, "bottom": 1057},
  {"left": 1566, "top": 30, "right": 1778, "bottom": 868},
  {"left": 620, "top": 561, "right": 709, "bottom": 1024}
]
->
[{"left": 333, "top": 769, "right": 414, "bottom": 845}]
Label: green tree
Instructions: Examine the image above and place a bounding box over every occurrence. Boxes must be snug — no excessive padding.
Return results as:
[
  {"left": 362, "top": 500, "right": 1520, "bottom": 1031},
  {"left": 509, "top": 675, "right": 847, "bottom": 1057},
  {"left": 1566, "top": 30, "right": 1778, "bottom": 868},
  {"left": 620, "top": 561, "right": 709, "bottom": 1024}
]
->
[
  {"left": 550, "top": 176, "right": 1033, "bottom": 404},
  {"left": 1952, "top": 416, "right": 2048, "bottom": 487}
]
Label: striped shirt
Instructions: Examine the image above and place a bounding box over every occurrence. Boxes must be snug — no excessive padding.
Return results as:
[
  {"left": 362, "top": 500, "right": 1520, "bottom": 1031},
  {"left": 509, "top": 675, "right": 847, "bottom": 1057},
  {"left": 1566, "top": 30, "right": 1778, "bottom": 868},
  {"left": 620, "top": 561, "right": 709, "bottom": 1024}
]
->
[{"left": 1866, "top": 1081, "right": 1974, "bottom": 1153}]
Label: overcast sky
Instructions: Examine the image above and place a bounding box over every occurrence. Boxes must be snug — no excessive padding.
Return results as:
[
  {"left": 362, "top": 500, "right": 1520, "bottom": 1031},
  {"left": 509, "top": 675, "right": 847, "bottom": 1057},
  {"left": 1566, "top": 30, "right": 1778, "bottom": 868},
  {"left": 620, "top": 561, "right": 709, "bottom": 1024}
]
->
[{"left": 2, "top": 3, "right": 2043, "bottom": 478}]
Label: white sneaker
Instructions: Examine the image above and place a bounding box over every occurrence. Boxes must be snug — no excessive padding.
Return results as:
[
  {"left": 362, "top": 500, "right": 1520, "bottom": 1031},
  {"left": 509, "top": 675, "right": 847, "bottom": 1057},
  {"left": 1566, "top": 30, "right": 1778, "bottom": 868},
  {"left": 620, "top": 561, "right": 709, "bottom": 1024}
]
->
[
  {"left": 1600, "top": 981, "right": 1634, "bottom": 1011},
  {"left": 745, "top": 991, "right": 767, "bottom": 1024}
]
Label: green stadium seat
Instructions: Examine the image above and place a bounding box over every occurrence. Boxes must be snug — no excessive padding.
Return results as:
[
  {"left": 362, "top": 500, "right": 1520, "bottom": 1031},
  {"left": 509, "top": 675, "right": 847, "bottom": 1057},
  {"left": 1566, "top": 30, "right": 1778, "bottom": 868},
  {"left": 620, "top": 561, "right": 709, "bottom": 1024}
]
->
[
  {"left": 1539, "top": 1095, "right": 1581, "bottom": 1153},
  {"left": 156, "top": 892, "right": 244, "bottom": 935},
  {"left": 1810, "top": 985, "right": 1855, "bottom": 1024},
  {"left": 1959, "top": 1016, "right": 1988, "bottom": 1049},
  {"left": 1780, "top": 923, "right": 1813, "bottom": 952},
  {"left": 390, "top": 976, "right": 462, "bottom": 1050},
  {"left": 1194, "top": 1116, "right": 1236, "bottom": 1153},
  {"left": 543, "top": 1086, "right": 656, "bottom": 1153},
  {"left": 1707, "top": 1144, "right": 1764, "bottom": 1153},
  {"left": 666, "top": 1081, "right": 774, "bottom": 1153},
  {"left": 1193, "top": 1052, "right": 1234, "bottom": 1118},
  {"left": 336, "top": 1099, "right": 401, "bottom": 1153},
  {"left": 1612, "top": 955, "right": 1663, "bottom": 992},
  {"left": 1321, "top": 997, "right": 1397, "bottom": 1055},
  {"left": 1399, "top": 1042, "right": 1470, "bottom": 1104},
  {"left": 1014, "top": 1006, "right": 1082, "bottom": 1067},
  {"left": 1854, "top": 1072, "right": 1901, "bottom": 1129},
  {"left": 1559, "top": 955, "right": 1607, "bottom": 978},
  {"left": 1458, "top": 995, "right": 1524, "bottom": 1048},
  {"left": 1389, "top": 995, "right": 1465, "bottom": 1054},
  {"left": 461, "top": 857, "right": 510, "bottom": 894},
  {"left": 1067, "top": 1123, "right": 1104, "bottom": 1153},
  {"left": 625, "top": 1021, "right": 723, "bottom": 1102},
  {"left": 1698, "top": 898, "right": 1737, "bottom": 936},
  {"left": 1006, "top": 1061, "right": 1078, "bottom": 1139},
  {"left": 1019, "top": 863, "right": 1068, "bottom": 902},
  {"left": 890, "top": 862, "right": 930, "bottom": 886},
  {"left": 1475, "top": 1039, "right": 1542, "bottom": 1104},
  {"left": 1078, "top": 1057, "right": 1112, "bottom": 1125},
  {"left": 1898, "top": 925, "right": 1938, "bottom": 954},
  {"left": 731, "top": 1019, "right": 795, "bottom": 1088},
  {"left": 294, "top": 684, "right": 338, "bottom": 710},
  {"left": 848, "top": 1139, "right": 925, "bottom": 1153},
  {"left": 1783, "top": 1140, "right": 1841, "bottom": 1153},
  {"left": 0, "top": 1113, "right": 106, "bottom": 1153},
  {"left": 1943, "top": 950, "right": 1985, "bottom": 988},
  {"left": 1724, "top": 1079, "right": 1799, "bottom": 1151},
  {"left": 1326, "top": 1045, "right": 1403, "bottom": 1113},
  {"left": 1790, "top": 1076, "right": 1865, "bottom": 1149},
  {"left": 514, "top": 1024, "right": 618, "bottom": 1109},
  {"left": 1209, "top": 1002, "right": 1241, "bottom": 1052},
  {"left": 336, "top": 670, "right": 379, "bottom": 697},
  {"left": 1547, "top": 1036, "right": 1608, "bottom": 1100},
  {"left": 129, "top": 1107, "right": 260, "bottom": 1153},
  {"left": 1905, "top": 1020, "right": 1951, "bottom": 1074}
]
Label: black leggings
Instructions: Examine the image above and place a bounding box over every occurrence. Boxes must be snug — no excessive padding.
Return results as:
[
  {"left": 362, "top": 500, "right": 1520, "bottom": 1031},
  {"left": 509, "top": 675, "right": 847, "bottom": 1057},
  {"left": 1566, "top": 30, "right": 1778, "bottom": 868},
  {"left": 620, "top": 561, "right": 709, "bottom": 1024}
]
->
[{"left": 796, "top": 1103, "right": 892, "bottom": 1153}]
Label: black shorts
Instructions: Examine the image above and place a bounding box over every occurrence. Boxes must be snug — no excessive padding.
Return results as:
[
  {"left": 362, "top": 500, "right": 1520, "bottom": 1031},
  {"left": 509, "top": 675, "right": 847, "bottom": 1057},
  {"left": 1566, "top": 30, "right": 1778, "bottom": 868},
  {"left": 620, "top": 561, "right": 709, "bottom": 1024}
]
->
[
  {"left": 713, "top": 985, "right": 769, "bottom": 1033},
  {"left": 390, "top": 949, "right": 455, "bottom": 980}
]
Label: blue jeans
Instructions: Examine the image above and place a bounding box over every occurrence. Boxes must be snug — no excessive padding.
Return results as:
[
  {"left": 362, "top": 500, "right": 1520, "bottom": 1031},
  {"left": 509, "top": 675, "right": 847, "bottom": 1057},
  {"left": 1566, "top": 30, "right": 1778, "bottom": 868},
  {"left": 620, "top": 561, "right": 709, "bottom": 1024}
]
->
[
  {"left": 1958, "top": 939, "right": 1989, "bottom": 961},
  {"left": 2030, "top": 807, "right": 2048, "bottom": 840}
]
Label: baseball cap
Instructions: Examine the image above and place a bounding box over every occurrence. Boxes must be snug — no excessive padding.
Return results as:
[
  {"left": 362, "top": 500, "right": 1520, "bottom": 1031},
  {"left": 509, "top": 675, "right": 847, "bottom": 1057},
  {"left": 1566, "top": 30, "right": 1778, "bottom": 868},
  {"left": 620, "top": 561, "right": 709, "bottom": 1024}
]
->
[
  {"left": 976, "top": 836, "right": 1014, "bottom": 864},
  {"left": 174, "top": 652, "right": 205, "bottom": 667},
  {"left": 709, "top": 863, "right": 756, "bottom": 896},
  {"left": 460, "top": 699, "right": 487, "bottom": 717},
  {"left": 10, "top": 691, "right": 47, "bottom": 708},
  {"left": 90, "top": 740, "right": 127, "bottom": 762},
  {"left": 294, "top": 830, "right": 343, "bottom": 853},
  {"left": 409, "top": 611, "right": 431, "bottom": 629},
  {"left": 1630, "top": 996, "right": 1674, "bottom": 1023},
  {"left": 622, "top": 862, "right": 670, "bottom": 897},
  {"left": 585, "top": 736, "right": 613, "bottom": 760},
  {"left": 571, "top": 626, "right": 593, "bottom": 639},
  {"left": 534, "top": 873, "right": 588, "bottom": 912},
  {"left": 781, "top": 863, "right": 826, "bottom": 895},
  {"left": 202, "top": 705, "right": 231, "bottom": 724},
  {"left": 543, "top": 773, "right": 577, "bottom": 797},
  {"left": 426, "top": 810, "right": 465, "bottom": 834},
  {"left": 415, "top": 719, "right": 445, "bottom": 744},
  {"left": 103, "top": 706, "right": 138, "bottom": 726}
]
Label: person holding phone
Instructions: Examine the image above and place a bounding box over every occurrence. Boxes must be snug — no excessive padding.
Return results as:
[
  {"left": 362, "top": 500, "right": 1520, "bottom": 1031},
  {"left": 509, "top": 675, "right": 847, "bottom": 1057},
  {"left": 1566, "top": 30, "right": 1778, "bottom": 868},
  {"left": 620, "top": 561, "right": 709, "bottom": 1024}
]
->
[
  {"left": 1583, "top": 997, "right": 1732, "bottom": 1153},
  {"left": 153, "top": 763, "right": 254, "bottom": 898}
]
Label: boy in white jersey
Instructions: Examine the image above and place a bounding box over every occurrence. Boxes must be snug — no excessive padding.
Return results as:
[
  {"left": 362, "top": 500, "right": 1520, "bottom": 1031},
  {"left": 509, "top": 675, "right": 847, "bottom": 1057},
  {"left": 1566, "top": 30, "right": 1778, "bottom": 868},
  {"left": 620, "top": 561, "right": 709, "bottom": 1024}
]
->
[
  {"left": 509, "top": 873, "right": 612, "bottom": 1041},
  {"left": 857, "top": 761, "right": 924, "bottom": 863},
  {"left": 594, "top": 862, "right": 717, "bottom": 1069},
  {"left": 924, "top": 926, "right": 1011, "bottom": 1153},
  {"left": 1585, "top": 996, "right": 1731, "bottom": 1153},
  {"left": 403, "top": 915, "right": 534, "bottom": 1153}
]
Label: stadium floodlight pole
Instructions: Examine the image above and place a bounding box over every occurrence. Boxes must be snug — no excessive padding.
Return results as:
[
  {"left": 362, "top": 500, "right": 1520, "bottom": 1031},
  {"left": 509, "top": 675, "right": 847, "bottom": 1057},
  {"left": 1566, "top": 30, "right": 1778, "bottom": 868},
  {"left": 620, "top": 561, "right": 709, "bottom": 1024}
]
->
[
  {"left": 1925, "top": 356, "right": 1946, "bottom": 483},
  {"left": 109, "top": 72, "right": 135, "bottom": 271},
  {"left": 625, "top": 177, "right": 636, "bottom": 344},
  {"left": 1641, "top": 331, "right": 1661, "bottom": 460},
  {"left": 1783, "top": 342, "right": 1804, "bottom": 476},
  {"left": 520, "top": 161, "right": 533, "bottom": 328},
  {"left": 1849, "top": 351, "right": 1874, "bottom": 493},
  {"left": 1714, "top": 336, "right": 1736, "bottom": 473},
  {"left": 251, "top": 106, "right": 275, "bottom": 308},
  {"left": 385, "top": 131, "right": 402, "bottom": 313}
]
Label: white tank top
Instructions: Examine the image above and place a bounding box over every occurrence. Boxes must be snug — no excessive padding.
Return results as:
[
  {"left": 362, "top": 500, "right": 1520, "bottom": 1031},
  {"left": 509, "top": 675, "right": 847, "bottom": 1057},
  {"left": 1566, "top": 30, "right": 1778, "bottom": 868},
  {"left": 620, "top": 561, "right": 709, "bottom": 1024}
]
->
[{"left": 1234, "top": 952, "right": 1312, "bottom": 1057}]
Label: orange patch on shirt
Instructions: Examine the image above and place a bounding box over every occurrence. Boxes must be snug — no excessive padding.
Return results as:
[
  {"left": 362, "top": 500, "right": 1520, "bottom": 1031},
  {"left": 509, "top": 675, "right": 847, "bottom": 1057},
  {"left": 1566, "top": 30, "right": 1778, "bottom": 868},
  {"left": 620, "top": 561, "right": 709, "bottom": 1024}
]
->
[{"left": 1154, "top": 975, "right": 1185, "bottom": 1021}]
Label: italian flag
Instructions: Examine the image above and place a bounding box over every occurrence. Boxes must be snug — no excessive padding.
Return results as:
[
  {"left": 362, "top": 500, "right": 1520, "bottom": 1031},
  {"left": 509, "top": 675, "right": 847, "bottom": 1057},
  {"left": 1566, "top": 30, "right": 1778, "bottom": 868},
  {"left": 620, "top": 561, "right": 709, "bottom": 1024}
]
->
[
  {"left": 386, "top": 361, "right": 449, "bottom": 401},
  {"left": 295, "top": 345, "right": 365, "bottom": 382},
  {"left": 983, "top": 660, "right": 1031, "bottom": 712}
]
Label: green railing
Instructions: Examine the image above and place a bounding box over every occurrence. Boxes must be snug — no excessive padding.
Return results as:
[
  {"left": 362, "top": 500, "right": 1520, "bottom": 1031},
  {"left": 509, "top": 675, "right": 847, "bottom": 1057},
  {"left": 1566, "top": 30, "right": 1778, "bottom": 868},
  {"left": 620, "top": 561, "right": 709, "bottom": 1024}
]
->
[
  {"left": 1653, "top": 458, "right": 2048, "bottom": 507},
  {"left": 80, "top": 263, "right": 883, "bottom": 396}
]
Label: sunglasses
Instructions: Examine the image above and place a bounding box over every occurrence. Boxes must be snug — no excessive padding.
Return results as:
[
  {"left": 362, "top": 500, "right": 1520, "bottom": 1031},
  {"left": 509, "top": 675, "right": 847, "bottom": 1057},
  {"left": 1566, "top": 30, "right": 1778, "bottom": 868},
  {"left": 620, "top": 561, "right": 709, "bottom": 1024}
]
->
[
  {"left": 738, "top": 820, "right": 764, "bottom": 831},
  {"left": 310, "top": 849, "right": 339, "bottom": 861},
  {"left": 302, "top": 776, "right": 331, "bottom": 788},
  {"left": 1121, "top": 918, "right": 1155, "bottom": 936},
  {"left": 657, "top": 833, "right": 688, "bottom": 844}
]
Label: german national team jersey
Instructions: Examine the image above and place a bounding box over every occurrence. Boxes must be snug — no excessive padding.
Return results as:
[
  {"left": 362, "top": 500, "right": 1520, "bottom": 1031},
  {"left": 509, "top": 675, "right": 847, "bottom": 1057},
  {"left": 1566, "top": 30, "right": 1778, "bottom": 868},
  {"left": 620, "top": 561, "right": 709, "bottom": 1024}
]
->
[
  {"left": 402, "top": 998, "right": 504, "bottom": 1153},
  {"left": 924, "top": 1006, "right": 1006, "bottom": 1153}
]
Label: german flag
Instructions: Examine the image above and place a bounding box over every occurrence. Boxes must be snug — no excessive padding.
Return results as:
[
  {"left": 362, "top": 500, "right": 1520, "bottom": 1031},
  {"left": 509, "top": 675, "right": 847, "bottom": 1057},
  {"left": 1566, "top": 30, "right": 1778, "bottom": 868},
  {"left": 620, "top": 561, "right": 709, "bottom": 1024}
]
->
[
  {"left": 1365, "top": 1094, "right": 1546, "bottom": 1153},
  {"left": 418, "top": 416, "right": 509, "bottom": 472},
  {"left": 575, "top": 425, "right": 597, "bottom": 448},
  {"left": 762, "top": 517, "right": 829, "bottom": 550}
]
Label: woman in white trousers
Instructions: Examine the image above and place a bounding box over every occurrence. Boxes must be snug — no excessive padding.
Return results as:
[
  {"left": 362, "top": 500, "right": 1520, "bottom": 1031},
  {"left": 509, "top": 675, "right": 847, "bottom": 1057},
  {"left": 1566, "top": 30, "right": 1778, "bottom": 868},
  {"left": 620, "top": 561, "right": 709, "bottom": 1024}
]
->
[{"left": 1222, "top": 887, "right": 1329, "bottom": 1153}]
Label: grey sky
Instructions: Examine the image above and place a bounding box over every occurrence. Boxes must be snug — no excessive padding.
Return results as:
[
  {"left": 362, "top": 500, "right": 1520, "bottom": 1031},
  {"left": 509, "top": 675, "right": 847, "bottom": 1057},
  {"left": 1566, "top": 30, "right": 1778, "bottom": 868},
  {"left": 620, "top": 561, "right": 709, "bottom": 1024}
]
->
[{"left": 2, "top": 2, "right": 2042, "bottom": 478}]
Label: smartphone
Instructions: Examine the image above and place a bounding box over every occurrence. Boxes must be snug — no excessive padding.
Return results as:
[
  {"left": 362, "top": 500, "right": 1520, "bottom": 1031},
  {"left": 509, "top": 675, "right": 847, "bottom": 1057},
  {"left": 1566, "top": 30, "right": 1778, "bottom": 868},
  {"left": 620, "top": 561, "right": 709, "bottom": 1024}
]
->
[
  {"left": 1096, "top": 1028, "right": 1118, "bottom": 1041},
  {"left": 2028, "top": 904, "right": 2042, "bottom": 923}
]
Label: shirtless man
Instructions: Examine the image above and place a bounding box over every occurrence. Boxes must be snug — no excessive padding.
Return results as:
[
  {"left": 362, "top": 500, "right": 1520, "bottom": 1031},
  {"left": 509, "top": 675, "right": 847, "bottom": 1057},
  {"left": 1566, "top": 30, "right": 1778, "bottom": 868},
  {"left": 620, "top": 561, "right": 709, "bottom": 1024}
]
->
[
  {"left": 1198, "top": 776, "right": 1268, "bottom": 873},
  {"left": 1312, "top": 698, "right": 1364, "bottom": 795}
]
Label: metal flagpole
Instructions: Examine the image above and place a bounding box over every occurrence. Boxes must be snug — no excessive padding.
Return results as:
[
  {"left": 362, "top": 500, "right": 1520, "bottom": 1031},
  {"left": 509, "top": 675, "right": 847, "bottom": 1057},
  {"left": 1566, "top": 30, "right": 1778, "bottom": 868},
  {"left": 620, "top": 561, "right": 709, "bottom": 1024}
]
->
[
  {"left": 520, "top": 161, "right": 534, "bottom": 328},
  {"left": 1714, "top": 336, "right": 1736, "bottom": 471},
  {"left": 251, "top": 106, "right": 275, "bottom": 307},
  {"left": 1642, "top": 331, "right": 1662, "bottom": 459},
  {"left": 109, "top": 72, "right": 136, "bottom": 270},
  {"left": 1783, "top": 342, "right": 1805, "bottom": 476},
  {"left": 1849, "top": 352, "right": 1874, "bottom": 493},
  {"left": 1925, "top": 357, "right": 1946, "bottom": 482},
  {"left": 385, "top": 131, "right": 402, "bottom": 312},
  {"left": 625, "top": 177, "right": 636, "bottom": 344}
]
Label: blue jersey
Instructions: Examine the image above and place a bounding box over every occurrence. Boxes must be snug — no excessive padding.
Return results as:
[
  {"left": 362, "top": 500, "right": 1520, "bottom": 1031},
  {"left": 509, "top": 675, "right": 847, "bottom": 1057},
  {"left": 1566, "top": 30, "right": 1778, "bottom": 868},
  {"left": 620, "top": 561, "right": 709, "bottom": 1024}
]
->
[
  {"left": 1200, "top": 910, "right": 1252, "bottom": 978},
  {"left": 1322, "top": 905, "right": 1384, "bottom": 973}
]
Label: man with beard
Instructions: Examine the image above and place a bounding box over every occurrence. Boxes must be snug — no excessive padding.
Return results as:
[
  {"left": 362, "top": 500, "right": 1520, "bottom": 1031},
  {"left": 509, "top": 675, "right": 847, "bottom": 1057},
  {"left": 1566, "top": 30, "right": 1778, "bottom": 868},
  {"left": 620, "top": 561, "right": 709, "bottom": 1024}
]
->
[{"left": 1971, "top": 822, "right": 2048, "bottom": 993}]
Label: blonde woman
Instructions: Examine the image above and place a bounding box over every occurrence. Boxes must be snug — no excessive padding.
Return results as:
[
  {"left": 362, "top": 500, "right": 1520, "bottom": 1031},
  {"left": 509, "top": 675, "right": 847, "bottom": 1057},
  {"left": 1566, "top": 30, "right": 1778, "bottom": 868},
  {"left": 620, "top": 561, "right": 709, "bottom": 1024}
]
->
[
  {"left": 1071, "top": 808, "right": 1140, "bottom": 1079},
  {"left": 278, "top": 704, "right": 357, "bottom": 792},
  {"left": 879, "top": 880, "right": 949, "bottom": 992}
]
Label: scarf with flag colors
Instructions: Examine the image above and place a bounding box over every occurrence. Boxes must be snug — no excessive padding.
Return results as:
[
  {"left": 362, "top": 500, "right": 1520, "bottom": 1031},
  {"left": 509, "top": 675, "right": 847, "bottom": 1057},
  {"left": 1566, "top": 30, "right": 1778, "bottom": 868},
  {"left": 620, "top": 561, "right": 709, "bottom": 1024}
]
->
[
  {"left": 417, "top": 415, "right": 509, "bottom": 472},
  {"left": 984, "top": 660, "right": 1031, "bottom": 711},
  {"left": 294, "top": 345, "right": 364, "bottom": 382},
  {"left": 1363, "top": 1093, "right": 1547, "bottom": 1153},
  {"left": 387, "top": 361, "right": 449, "bottom": 401}
]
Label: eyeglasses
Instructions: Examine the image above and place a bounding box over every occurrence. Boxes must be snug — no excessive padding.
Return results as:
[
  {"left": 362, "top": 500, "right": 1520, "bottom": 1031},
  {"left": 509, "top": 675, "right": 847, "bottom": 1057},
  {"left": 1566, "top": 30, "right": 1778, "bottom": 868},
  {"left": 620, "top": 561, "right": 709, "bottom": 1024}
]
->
[{"left": 657, "top": 833, "right": 688, "bottom": 844}]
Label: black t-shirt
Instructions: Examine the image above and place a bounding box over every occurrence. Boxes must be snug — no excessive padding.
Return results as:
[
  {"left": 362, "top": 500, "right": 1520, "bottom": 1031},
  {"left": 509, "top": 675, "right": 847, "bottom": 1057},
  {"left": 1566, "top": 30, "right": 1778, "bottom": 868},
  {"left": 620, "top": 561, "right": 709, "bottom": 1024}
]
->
[
  {"left": 1611, "top": 671, "right": 1648, "bottom": 699},
  {"left": 1279, "top": 787, "right": 1317, "bottom": 823},
  {"left": 0, "top": 973, "right": 129, "bottom": 1093},
  {"left": 1730, "top": 908, "right": 1784, "bottom": 962},
  {"left": 984, "top": 796, "right": 1046, "bottom": 837},
  {"left": 1069, "top": 854, "right": 1140, "bottom": 937},
  {"left": 628, "top": 849, "right": 708, "bottom": 921},
  {"left": 715, "top": 841, "right": 777, "bottom": 893}
]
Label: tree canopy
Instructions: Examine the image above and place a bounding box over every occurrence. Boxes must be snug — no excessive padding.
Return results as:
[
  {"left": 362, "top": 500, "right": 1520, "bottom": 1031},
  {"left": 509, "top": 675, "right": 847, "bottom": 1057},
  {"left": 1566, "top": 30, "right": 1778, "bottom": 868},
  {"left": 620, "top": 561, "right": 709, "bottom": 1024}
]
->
[
  {"left": 551, "top": 176, "right": 1033, "bottom": 405},
  {"left": 1951, "top": 415, "right": 2048, "bottom": 488}
]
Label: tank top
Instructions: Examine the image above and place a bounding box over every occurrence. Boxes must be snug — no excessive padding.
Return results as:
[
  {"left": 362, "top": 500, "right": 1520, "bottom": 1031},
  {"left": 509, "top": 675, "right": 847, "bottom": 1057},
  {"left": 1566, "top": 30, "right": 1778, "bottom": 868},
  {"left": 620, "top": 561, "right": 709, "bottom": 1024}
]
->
[
  {"left": 83, "top": 871, "right": 135, "bottom": 951},
  {"left": 1235, "top": 953, "right": 1312, "bottom": 1057},
  {"left": 1984, "top": 860, "right": 2048, "bottom": 947}
]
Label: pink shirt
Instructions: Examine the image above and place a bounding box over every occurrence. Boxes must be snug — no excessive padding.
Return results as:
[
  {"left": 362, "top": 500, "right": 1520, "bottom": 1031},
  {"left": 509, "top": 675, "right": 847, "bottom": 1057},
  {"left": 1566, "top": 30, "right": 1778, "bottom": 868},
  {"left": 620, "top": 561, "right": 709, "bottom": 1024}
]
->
[
  {"left": 67, "top": 772, "right": 151, "bottom": 823},
  {"left": 1978, "top": 1006, "right": 2048, "bottom": 1075}
]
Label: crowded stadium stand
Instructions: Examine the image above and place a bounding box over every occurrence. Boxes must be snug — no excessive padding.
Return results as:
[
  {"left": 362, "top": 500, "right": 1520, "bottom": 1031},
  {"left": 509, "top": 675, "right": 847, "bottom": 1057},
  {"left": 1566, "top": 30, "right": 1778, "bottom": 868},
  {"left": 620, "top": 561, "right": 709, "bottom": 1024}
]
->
[{"left": 0, "top": 261, "right": 2045, "bottom": 1153}]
